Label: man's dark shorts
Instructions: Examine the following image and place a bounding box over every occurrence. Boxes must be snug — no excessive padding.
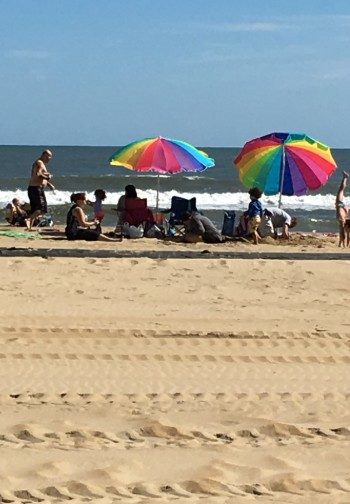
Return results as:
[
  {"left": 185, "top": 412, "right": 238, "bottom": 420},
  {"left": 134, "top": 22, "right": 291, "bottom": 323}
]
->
[{"left": 28, "top": 186, "right": 47, "bottom": 214}]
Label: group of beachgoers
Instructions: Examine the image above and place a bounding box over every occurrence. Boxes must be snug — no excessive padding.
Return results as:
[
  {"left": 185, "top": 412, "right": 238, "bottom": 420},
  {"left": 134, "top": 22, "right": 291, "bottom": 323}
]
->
[{"left": 3, "top": 149, "right": 350, "bottom": 246}]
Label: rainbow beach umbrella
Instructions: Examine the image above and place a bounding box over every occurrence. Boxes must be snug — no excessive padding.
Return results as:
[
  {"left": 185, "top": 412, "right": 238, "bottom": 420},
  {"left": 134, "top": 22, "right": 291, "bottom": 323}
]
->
[
  {"left": 109, "top": 136, "right": 215, "bottom": 211},
  {"left": 234, "top": 132, "right": 337, "bottom": 206}
]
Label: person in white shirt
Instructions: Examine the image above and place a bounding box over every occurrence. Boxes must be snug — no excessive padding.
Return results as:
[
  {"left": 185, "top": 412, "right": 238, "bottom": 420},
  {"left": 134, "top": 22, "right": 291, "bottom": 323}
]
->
[{"left": 261, "top": 207, "right": 297, "bottom": 239}]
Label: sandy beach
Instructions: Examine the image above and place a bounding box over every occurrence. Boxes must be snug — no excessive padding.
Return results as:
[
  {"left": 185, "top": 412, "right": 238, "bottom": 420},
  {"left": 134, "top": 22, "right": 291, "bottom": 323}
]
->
[{"left": 0, "top": 231, "right": 348, "bottom": 503}]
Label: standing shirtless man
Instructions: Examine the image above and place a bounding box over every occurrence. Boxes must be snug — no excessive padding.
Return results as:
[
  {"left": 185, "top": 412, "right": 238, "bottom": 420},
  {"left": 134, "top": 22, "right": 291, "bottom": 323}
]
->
[{"left": 26, "top": 150, "right": 55, "bottom": 230}]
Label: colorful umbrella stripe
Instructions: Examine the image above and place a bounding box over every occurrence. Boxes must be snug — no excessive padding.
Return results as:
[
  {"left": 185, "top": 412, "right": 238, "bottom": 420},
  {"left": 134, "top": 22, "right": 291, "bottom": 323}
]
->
[
  {"left": 234, "top": 132, "right": 337, "bottom": 196},
  {"left": 109, "top": 136, "right": 214, "bottom": 174}
]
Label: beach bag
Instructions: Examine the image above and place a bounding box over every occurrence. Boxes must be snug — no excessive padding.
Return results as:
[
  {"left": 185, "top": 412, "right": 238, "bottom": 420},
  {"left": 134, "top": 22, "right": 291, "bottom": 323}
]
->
[
  {"left": 221, "top": 210, "right": 236, "bottom": 236},
  {"left": 123, "top": 222, "right": 144, "bottom": 238},
  {"left": 145, "top": 224, "right": 162, "bottom": 238},
  {"left": 37, "top": 213, "right": 54, "bottom": 227}
]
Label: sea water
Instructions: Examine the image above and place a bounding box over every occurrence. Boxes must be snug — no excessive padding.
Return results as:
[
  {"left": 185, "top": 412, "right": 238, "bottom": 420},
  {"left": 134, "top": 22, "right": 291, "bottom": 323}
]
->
[{"left": 0, "top": 145, "right": 348, "bottom": 233}]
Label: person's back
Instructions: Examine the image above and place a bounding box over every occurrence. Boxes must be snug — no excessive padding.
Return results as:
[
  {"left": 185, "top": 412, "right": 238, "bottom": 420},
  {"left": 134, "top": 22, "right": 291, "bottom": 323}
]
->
[
  {"left": 65, "top": 204, "right": 79, "bottom": 239},
  {"left": 186, "top": 212, "right": 223, "bottom": 243},
  {"left": 266, "top": 207, "right": 291, "bottom": 228},
  {"left": 265, "top": 207, "right": 297, "bottom": 239},
  {"left": 193, "top": 213, "right": 219, "bottom": 233}
]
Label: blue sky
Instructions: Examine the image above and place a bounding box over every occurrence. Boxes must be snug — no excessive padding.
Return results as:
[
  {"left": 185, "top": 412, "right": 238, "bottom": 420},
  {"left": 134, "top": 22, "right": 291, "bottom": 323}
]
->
[{"left": 0, "top": 0, "right": 349, "bottom": 147}]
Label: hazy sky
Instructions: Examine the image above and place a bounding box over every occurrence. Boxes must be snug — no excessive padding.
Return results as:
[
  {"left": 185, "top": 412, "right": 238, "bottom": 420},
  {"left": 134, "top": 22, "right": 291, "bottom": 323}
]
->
[{"left": 1, "top": 0, "right": 349, "bottom": 147}]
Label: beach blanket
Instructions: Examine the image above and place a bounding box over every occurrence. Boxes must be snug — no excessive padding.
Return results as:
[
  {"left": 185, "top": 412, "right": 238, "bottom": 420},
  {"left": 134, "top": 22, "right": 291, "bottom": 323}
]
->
[{"left": 0, "top": 230, "right": 41, "bottom": 239}]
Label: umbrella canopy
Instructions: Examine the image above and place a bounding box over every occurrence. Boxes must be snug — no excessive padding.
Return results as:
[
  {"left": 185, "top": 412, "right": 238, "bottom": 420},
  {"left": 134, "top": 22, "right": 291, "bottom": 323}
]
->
[
  {"left": 109, "top": 136, "right": 214, "bottom": 174},
  {"left": 234, "top": 132, "right": 337, "bottom": 202},
  {"left": 109, "top": 136, "right": 215, "bottom": 213}
]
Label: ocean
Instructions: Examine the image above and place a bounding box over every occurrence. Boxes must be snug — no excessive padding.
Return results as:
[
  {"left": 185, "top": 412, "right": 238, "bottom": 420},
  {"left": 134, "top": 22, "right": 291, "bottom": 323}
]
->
[{"left": 0, "top": 145, "right": 347, "bottom": 233}]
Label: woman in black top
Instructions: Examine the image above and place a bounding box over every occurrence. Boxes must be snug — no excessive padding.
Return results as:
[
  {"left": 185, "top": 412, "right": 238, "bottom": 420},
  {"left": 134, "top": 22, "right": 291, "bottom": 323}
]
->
[{"left": 65, "top": 193, "right": 118, "bottom": 241}]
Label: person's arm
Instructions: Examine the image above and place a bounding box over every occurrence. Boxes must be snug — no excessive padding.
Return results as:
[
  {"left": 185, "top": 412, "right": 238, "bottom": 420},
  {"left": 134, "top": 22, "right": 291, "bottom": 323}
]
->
[
  {"left": 116, "top": 195, "right": 125, "bottom": 212},
  {"left": 73, "top": 207, "right": 97, "bottom": 228},
  {"left": 15, "top": 205, "right": 26, "bottom": 216},
  {"left": 36, "top": 160, "right": 52, "bottom": 180},
  {"left": 282, "top": 224, "right": 289, "bottom": 239}
]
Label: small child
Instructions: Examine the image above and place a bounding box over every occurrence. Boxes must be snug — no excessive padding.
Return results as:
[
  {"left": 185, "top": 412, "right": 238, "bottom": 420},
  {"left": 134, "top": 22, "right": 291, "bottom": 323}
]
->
[
  {"left": 90, "top": 189, "right": 107, "bottom": 222},
  {"left": 247, "top": 187, "right": 263, "bottom": 244}
]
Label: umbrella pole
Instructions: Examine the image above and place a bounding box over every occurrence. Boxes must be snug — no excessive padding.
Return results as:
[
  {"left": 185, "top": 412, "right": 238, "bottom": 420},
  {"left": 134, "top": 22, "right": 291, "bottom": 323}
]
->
[
  {"left": 278, "top": 146, "right": 286, "bottom": 208},
  {"left": 156, "top": 174, "right": 160, "bottom": 215}
]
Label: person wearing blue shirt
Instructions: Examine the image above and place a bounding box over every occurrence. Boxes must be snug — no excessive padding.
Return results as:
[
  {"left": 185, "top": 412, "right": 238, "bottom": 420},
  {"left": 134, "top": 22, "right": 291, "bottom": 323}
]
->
[{"left": 247, "top": 187, "right": 263, "bottom": 244}]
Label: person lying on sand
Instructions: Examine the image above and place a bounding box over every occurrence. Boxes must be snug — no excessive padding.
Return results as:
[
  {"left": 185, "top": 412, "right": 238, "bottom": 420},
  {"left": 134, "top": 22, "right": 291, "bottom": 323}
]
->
[{"left": 336, "top": 171, "right": 350, "bottom": 247}]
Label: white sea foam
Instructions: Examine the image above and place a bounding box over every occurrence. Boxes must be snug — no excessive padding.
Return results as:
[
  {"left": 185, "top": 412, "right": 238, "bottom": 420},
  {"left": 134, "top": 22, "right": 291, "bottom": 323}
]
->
[{"left": 0, "top": 189, "right": 339, "bottom": 211}]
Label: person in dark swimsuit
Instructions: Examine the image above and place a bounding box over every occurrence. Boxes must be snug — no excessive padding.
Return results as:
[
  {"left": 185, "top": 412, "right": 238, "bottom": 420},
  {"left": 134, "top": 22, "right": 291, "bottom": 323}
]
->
[{"left": 65, "top": 193, "right": 119, "bottom": 242}]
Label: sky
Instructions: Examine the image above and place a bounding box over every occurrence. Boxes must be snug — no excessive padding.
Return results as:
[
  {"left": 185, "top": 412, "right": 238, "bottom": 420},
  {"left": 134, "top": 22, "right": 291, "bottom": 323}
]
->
[{"left": 0, "top": 0, "right": 350, "bottom": 147}]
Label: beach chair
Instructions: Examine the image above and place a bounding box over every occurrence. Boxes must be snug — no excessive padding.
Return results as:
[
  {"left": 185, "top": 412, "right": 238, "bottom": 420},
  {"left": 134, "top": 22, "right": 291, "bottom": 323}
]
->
[
  {"left": 123, "top": 198, "right": 154, "bottom": 227},
  {"left": 163, "top": 196, "right": 197, "bottom": 236}
]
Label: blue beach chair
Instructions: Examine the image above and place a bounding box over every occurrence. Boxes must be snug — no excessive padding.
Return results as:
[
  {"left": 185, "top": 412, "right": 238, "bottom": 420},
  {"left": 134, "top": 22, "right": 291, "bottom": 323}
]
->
[{"left": 163, "top": 196, "right": 198, "bottom": 236}]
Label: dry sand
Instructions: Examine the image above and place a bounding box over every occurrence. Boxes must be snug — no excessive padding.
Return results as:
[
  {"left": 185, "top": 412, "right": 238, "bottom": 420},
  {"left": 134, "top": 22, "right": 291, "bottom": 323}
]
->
[{"left": 0, "top": 234, "right": 349, "bottom": 503}]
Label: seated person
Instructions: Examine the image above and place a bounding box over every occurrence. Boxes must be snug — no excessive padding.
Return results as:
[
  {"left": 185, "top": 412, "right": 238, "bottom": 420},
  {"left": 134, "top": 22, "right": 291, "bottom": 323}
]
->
[
  {"left": 65, "top": 192, "right": 119, "bottom": 242},
  {"left": 114, "top": 184, "right": 138, "bottom": 225},
  {"left": 263, "top": 207, "right": 297, "bottom": 239},
  {"left": 5, "top": 198, "right": 30, "bottom": 226},
  {"left": 182, "top": 211, "right": 223, "bottom": 243},
  {"left": 113, "top": 186, "right": 154, "bottom": 229},
  {"left": 247, "top": 187, "right": 263, "bottom": 244}
]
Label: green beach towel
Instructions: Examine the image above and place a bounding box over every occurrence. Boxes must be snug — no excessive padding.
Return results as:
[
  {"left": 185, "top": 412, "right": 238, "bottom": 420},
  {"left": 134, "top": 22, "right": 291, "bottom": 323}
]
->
[{"left": 0, "top": 230, "right": 42, "bottom": 239}]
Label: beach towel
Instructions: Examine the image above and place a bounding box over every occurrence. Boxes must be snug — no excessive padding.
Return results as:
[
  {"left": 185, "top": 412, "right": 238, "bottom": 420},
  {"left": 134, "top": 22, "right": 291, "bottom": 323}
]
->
[{"left": 0, "top": 230, "right": 41, "bottom": 239}]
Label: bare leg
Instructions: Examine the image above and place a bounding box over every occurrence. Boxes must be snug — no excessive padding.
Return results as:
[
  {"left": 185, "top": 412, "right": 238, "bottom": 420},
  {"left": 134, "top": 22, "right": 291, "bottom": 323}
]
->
[
  {"left": 253, "top": 230, "right": 260, "bottom": 245},
  {"left": 339, "top": 224, "right": 345, "bottom": 247},
  {"left": 25, "top": 210, "right": 42, "bottom": 231},
  {"left": 98, "top": 233, "right": 122, "bottom": 242},
  {"left": 336, "top": 171, "right": 349, "bottom": 206},
  {"left": 346, "top": 226, "right": 350, "bottom": 247}
]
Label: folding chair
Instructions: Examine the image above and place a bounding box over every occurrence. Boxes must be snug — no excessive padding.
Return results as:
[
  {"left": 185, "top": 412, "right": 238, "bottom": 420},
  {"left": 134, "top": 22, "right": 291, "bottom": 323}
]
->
[
  {"left": 163, "top": 196, "right": 197, "bottom": 236},
  {"left": 123, "top": 198, "right": 154, "bottom": 227}
]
